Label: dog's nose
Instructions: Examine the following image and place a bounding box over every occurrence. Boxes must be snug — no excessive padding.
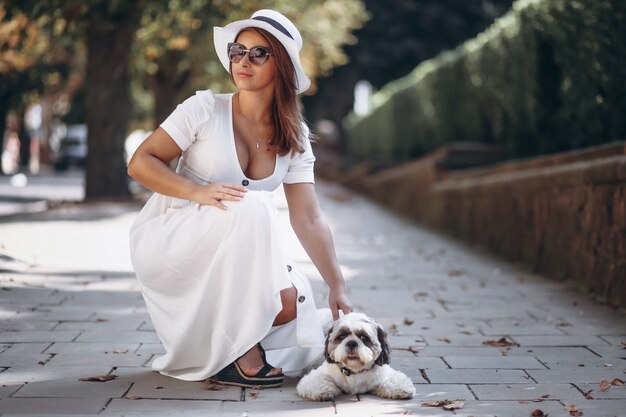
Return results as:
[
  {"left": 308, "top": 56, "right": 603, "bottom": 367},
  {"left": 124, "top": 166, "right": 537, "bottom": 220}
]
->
[{"left": 346, "top": 340, "right": 358, "bottom": 350}]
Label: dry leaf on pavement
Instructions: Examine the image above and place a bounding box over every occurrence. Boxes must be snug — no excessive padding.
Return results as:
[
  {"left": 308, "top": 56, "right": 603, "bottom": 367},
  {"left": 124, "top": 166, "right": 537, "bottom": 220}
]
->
[
  {"left": 611, "top": 378, "right": 624, "bottom": 386},
  {"left": 79, "top": 374, "right": 118, "bottom": 382},
  {"left": 407, "top": 346, "right": 419, "bottom": 354},
  {"left": 599, "top": 379, "right": 611, "bottom": 391},
  {"left": 565, "top": 404, "right": 583, "bottom": 416},
  {"left": 530, "top": 409, "right": 546, "bottom": 417},
  {"left": 421, "top": 400, "right": 464, "bottom": 411},
  {"left": 404, "top": 318, "right": 414, "bottom": 325},
  {"left": 483, "top": 337, "right": 518, "bottom": 347},
  {"left": 203, "top": 380, "right": 224, "bottom": 390},
  {"left": 125, "top": 395, "right": 141, "bottom": 400},
  {"left": 437, "top": 337, "right": 451, "bottom": 344}
]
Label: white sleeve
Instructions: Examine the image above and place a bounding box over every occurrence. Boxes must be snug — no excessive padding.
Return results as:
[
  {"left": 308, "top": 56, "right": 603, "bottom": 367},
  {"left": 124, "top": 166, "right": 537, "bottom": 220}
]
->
[
  {"left": 283, "top": 130, "right": 315, "bottom": 184},
  {"left": 159, "top": 90, "right": 216, "bottom": 151}
]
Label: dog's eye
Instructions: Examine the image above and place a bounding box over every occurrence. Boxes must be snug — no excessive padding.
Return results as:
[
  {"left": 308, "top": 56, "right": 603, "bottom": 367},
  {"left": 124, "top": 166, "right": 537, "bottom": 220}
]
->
[
  {"left": 360, "top": 335, "right": 370, "bottom": 343},
  {"left": 337, "top": 334, "right": 348, "bottom": 341}
]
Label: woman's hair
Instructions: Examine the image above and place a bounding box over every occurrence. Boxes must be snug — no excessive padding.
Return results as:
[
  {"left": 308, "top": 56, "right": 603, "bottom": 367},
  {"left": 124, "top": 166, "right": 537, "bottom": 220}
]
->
[{"left": 232, "top": 27, "right": 307, "bottom": 156}]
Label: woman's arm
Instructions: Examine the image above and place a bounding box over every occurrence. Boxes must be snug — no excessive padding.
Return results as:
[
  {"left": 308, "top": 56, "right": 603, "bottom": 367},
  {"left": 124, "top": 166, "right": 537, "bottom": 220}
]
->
[
  {"left": 283, "top": 182, "right": 354, "bottom": 320},
  {"left": 127, "top": 127, "right": 246, "bottom": 210}
]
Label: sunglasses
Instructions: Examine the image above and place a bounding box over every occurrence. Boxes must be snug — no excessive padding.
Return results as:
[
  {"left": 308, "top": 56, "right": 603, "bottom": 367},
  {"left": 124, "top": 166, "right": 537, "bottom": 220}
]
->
[{"left": 227, "top": 42, "right": 272, "bottom": 66}]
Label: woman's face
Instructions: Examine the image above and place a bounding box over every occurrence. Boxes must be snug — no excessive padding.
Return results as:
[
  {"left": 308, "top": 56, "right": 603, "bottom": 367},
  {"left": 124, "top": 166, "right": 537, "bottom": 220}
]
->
[{"left": 231, "top": 29, "right": 276, "bottom": 93}]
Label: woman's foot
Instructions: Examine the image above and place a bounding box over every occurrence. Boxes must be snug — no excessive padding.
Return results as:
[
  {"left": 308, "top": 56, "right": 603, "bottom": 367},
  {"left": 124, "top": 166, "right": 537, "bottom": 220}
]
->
[{"left": 236, "top": 344, "right": 282, "bottom": 377}]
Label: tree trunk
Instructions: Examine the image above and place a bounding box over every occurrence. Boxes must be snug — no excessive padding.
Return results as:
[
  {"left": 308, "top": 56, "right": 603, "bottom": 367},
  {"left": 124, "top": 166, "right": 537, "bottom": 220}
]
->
[
  {"left": 151, "top": 71, "right": 180, "bottom": 130},
  {"left": 150, "top": 55, "right": 191, "bottom": 129},
  {"left": 84, "top": 6, "right": 140, "bottom": 199},
  {"left": 17, "top": 107, "right": 31, "bottom": 169},
  {"left": 0, "top": 104, "right": 7, "bottom": 175}
]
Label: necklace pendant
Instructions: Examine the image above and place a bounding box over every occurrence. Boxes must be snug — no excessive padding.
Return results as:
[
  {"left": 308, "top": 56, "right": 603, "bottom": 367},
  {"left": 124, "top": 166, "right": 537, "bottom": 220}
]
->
[{"left": 256, "top": 142, "right": 260, "bottom": 150}]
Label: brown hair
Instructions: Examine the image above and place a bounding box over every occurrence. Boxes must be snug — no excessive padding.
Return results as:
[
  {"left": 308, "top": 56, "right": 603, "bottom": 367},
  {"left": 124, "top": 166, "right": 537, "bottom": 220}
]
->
[{"left": 232, "top": 27, "right": 307, "bottom": 156}]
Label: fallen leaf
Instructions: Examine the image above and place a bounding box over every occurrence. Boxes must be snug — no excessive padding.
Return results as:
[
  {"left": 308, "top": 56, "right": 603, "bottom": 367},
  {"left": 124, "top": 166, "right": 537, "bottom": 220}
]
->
[
  {"left": 248, "top": 392, "right": 259, "bottom": 399},
  {"left": 437, "top": 337, "right": 451, "bottom": 344},
  {"left": 448, "top": 270, "right": 465, "bottom": 277},
  {"left": 483, "top": 337, "right": 518, "bottom": 347},
  {"left": 407, "top": 346, "right": 419, "bottom": 354},
  {"left": 125, "top": 395, "right": 141, "bottom": 400},
  {"left": 203, "top": 380, "right": 224, "bottom": 391},
  {"left": 460, "top": 331, "right": 473, "bottom": 335},
  {"left": 37, "top": 361, "right": 45, "bottom": 365},
  {"left": 422, "top": 399, "right": 464, "bottom": 411},
  {"left": 556, "top": 321, "right": 572, "bottom": 327},
  {"left": 112, "top": 349, "right": 128, "bottom": 354},
  {"left": 611, "top": 378, "right": 624, "bottom": 386},
  {"left": 599, "top": 379, "right": 611, "bottom": 391},
  {"left": 530, "top": 409, "right": 546, "bottom": 417},
  {"left": 389, "top": 324, "right": 399, "bottom": 335},
  {"left": 95, "top": 318, "right": 108, "bottom": 322},
  {"left": 565, "top": 404, "right": 583, "bottom": 416},
  {"left": 532, "top": 394, "right": 550, "bottom": 402},
  {"left": 155, "top": 386, "right": 164, "bottom": 389},
  {"left": 500, "top": 347, "right": 510, "bottom": 356},
  {"left": 404, "top": 318, "right": 414, "bottom": 326},
  {"left": 79, "top": 374, "right": 118, "bottom": 382}
]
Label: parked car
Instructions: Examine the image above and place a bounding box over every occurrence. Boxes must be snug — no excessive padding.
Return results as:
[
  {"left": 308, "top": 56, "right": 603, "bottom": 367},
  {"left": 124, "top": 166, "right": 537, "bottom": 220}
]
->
[{"left": 52, "top": 124, "right": 87, "bottom": 171}]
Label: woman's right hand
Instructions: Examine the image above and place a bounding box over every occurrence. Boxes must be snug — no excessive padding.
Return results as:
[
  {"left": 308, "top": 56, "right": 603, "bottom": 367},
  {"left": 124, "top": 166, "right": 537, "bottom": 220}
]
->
[{"left": 191, "top": 183, "right": 247, "bottom": 210}]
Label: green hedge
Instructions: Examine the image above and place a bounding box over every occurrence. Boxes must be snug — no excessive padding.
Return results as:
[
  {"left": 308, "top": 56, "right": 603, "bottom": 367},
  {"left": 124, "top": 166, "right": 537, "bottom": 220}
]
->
[{"left": 345, "top": 0, "right": 626, "bottom": 163}]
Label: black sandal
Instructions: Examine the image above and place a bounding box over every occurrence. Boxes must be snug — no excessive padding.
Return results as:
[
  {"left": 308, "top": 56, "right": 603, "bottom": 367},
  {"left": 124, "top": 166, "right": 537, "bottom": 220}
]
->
[{"left": 211, "top": 344, "right": 284, "bottom": 388}]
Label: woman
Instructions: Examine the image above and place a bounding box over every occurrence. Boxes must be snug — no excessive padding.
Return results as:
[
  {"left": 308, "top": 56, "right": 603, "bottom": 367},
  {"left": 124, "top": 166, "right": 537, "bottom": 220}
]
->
[{"left": 128, "top": 9, "right": 353, "bottom": 388}]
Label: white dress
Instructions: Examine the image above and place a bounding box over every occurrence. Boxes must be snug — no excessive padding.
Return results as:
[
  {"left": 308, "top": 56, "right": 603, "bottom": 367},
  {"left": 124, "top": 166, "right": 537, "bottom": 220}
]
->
[{"left": 129, "top": 90, "right": 327, "bottom": 381}]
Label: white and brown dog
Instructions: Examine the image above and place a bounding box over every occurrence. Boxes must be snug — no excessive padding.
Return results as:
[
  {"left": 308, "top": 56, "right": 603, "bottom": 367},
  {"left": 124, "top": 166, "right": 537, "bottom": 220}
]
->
[{"left": 297, "top": 312, "right": 415, "bottom": 401}]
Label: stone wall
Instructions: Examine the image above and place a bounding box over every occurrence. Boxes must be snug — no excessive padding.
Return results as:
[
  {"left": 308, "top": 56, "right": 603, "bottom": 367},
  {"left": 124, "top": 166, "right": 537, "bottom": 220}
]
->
[{"left": 329, "top": 142, "right": 626, "bottom": 308}]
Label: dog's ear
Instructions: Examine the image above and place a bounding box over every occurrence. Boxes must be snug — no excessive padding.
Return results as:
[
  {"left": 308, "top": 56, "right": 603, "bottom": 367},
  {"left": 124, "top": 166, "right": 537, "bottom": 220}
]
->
[
  {"left": 324, "top": 326, "right": 336, "bottom": 364},
  {"left": 375, "top": 324, "right": 390, "bottom": 366}
]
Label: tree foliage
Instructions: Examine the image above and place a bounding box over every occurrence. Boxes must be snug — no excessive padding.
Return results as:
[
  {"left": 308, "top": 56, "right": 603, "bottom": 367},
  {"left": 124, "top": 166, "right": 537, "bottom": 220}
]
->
[{"left": 304, "top": 0, "right": 515, "bottom": 135}]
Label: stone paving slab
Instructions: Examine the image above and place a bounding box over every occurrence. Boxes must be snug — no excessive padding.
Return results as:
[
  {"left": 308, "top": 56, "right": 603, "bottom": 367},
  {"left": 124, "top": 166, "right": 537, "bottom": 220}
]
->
[
  {"left": 443, "top": 355, "right": 545, "bottom": 369},
  {"left": 220, "top": 400, "right": 338, "bottom": 417},
  {"left": 469, "top": 383, "right": 586, "bottom": 401},
  {"left": 527, "top": 368, "right": 626, "bottom": 384},
  {"left": 115, "top": 367, "right": 242, "bottom": 401},
  {"left": 101, "top": 399, "right": 222, "bottom": 416},
  {"left": 0, "top": 330, "right": 80, "bottom": 343},
  {"left": 1, "top": 342, "right": 51, "bottom": 354},
  {"left": 10, "top": 374, "right": 132, "bottom": 398},
  {"left": 0, "top": 353, "right": 51, "bottom": 367},
  {"left": 0, "top": 398, "right": 108, "bottom": 415},
  {"left": 424, "top": 369, "right": 532, "bottom": 384},
  {"left": 43, "top": 342, "right": 141, "bottom": 355}
]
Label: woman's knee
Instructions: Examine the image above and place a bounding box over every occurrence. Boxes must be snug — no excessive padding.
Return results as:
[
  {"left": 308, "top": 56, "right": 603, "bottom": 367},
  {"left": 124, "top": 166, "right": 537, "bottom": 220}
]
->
[{"left": 273, "top": 285, "right": 297, "bottom": 326}]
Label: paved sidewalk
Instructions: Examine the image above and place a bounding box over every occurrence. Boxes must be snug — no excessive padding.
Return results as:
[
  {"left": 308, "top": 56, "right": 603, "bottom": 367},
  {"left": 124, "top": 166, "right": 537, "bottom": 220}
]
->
[{"left": 0, "top": 180, "right": 625, "bottom": 416}]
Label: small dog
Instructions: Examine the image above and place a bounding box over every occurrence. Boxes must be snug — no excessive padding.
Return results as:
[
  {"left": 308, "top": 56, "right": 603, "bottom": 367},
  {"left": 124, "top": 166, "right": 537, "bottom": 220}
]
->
[{"left": 297, "top": 312, "right": 415, "bottom": 401}]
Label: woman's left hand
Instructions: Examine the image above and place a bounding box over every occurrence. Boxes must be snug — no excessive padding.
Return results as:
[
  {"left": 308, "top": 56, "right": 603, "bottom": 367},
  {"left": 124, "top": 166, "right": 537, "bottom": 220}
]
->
[{"left": 328, "top": 286, "right": 354, "bottom": 321}]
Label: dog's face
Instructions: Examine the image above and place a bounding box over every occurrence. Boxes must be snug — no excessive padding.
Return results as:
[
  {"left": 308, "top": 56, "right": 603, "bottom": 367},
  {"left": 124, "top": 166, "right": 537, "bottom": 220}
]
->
[{"left": 325, "top": 312, "right": 390, "bottom": 373}]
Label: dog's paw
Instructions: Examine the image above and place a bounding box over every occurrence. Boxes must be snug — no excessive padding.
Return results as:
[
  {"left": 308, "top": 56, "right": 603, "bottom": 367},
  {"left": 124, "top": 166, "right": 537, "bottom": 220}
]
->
[
  {"left": 297, "top": 376, "right": 341, "bottom": 401},
  {"left": 372, "top": 370, "right": 416, "bottom": 400}
]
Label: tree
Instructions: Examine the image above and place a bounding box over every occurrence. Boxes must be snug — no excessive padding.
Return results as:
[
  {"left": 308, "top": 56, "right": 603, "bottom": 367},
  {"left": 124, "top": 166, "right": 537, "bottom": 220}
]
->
[
  {"left": 6, "top": 0, "right": 144, "bottom": 198},
  {"left": 133, "top": 0, "right": 368, "bottom": 128}
]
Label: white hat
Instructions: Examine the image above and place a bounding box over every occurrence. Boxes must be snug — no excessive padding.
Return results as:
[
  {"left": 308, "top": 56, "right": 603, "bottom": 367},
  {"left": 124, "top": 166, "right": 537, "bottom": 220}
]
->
[{"left": 213, "top": 9, "right": 311, "bottom": 95}]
